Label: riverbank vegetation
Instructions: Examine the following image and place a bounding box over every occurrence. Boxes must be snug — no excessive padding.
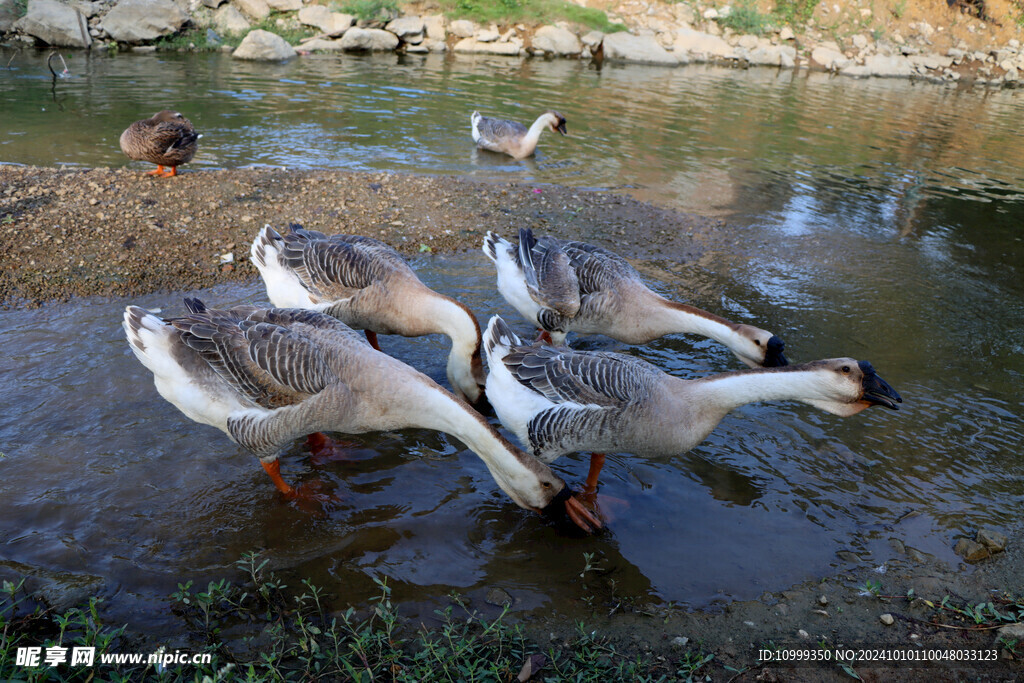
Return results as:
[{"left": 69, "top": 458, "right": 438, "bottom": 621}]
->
[{"left": 2, "top": 550, "right": 1022, "bottom": 681}]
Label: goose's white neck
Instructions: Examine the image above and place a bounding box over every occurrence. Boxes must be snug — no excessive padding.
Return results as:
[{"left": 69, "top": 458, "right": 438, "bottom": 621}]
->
[
  {"left": 404, "top": 382, "right": 548, "bottom": 509},
  {"left": 521, "top": 114, "right": 555, "bottom": 153},
  {"left": 683, "top": 365, "right": 863, "bottom": 418},
  {"left": 413, "top": 293, "right": 482, "bottom": 401},
  {"left": 641, "top": 293, "right": 741, "bottom": 347}
]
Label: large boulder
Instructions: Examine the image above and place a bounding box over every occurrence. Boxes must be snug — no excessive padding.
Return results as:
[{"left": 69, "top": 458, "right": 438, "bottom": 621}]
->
[
  {"left": 339, "top": 27, "right": 398, "bottom": 51},
  {"left": 672, "top": 27, "right": 732, "bottom": 60},
  {"left": 447, "top": 18, "right": 476, "bottom": 38},
  {"left": 602, "top": 32, "right": 678, "bottom": 65},
  {"left": 14, "top": 0, "right": 91, "bottom": 47},
  {"left": 453, "top": 37, "right": 521, "bottom": 55},
  {"left": 232, "top": 0, "right": 269, "bottom": 21},
  {"left": 214, "top": 4, "right": 249, "bottom": 34},
  {"left": 532, "top": 25, "right": 580, "bottom": 55},
  {"left": 100, "top": 0, "right": 187, "bottom": 43},
  {"left": 298, "top": 4, "right": 332, "bottom": 32},
  {"left": 386, "top": 16, "right": 424, "bottom": 44},
  {"left": 233, "top": 28, "right": 297, "bottom": 59},
  {"left": 423, "top": 14, "right": 445, "bottom": 40},
  {"left": 842, "top": 54, "right": 913, "bottom": 78}
]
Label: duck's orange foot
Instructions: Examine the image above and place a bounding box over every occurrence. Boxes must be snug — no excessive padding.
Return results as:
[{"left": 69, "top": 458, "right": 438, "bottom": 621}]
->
[
  {"left": 306, "top": 432, "right": 358, "bottom": 467},
  {"left": 284, "top": 479, "right": 343, "bottom": 516},
  {"left": 146, "top": 165, "right": 166, "bottom": 176},
  {"left": 158, "top": 166, "right": 178, "bottom": 178}
]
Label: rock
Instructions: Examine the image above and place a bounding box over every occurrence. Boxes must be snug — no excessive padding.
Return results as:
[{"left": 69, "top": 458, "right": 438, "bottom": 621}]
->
[
  {"left": 603, "top": 32, "right": 678, "bottom": 65},
  {"left": 852, "top": 34, "right": 868, "bottom": 50},
  {"left": 386, "top": 16, "right": 424, "bottom": 43},
  {"left": 0, "top": 0, "right": 20, "bottom": 33},
  {"left": 581, "top": 30, "right": 603, "bottom": 48},
  {"left": 202, "top": 0, "right": 226, "bottom": 8},
  {"left": 475, "top": 27, "right": 499, "bottom": 42},
  {"left": 328, "top": 13, "right": 354, "bottom": 36},
  {"left": 797, "top": 629, "right": 810, "bottom": 638},
  {"left": 672, "top": 27, "right": 733, "bottom": 61},
  {"left": 953, "top": 537, "right": 990, "bottom": 563},
  {"left": 100, "top": 0, "right": 187, "bottom": 43},
  {"left": 811, "top": 45, "right": 850, "bottom": 70},
  {"left": 206, "top": 28, "right": 221, "bottom": 44},
  {"left": 232, "top": 0, "right": 269, "bottom": 22},
  {"left": 485, "top": 587, "right": 512, "bottom": 606},
  {"left": 532, "top": 25, "right": 581, "bottom": 55},
  {"left": 880, "top": 613, "right": 894, "bottom": 625},
  {"left": 214, "top": 5, "right": 249, "bottom": 34},
  {"left": 298, "top": 5, "right": 333, "bottom": 32},
  {"left": 909, "top": 54, "right": 953, "bottom": 70},
  {"left": 453, "top": 37, "right": 521, "bottom": 55},
  {"left": 448, "top": 18, "right": 476, "bottom": 38},
  {"left": 842, "top": 54, "right": 912, "bottom": 78},
  {"left": 737, "top": 34, "right": 758, "bottom": 49},
  {"left": 996, "top": 623, "right": 1024, "bottom": 644},
  {"left": 671, "top": 636, "right": 689, "bottom": 648},
  {"left": 744, "top": 45, "right": 793, "bottom": 66},
  {"left": 422, "top": 14, "right": 445, "bottom": 40},
  {"left": 339, "top": 27, "right": 399, "bottom": 51},
  {"left": 265, "top": 0, "right": 299, "bottom": 10},
  {"left": 818, "top": 595, "right": 828, "bottom": 606},
  {"left": 702, "top": 7, "right": 718, "bottom": 19},
  {"left": 14, "top": 0, "right": 91, "bottom": 48},
  {"left": 976, "top": 528, "right": 1008, "bottom": 552},
  {"left": 778, "top": 26, "right": 793, "bottom": 41},
  {"left": 233, "top": 28, "right": 297, "bottom": 60},
  {"left": 300, "top": 37, "right": 342, "bottom": 51}
]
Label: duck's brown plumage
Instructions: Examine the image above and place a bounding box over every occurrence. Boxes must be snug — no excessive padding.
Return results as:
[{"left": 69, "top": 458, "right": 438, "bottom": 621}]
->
[{"left": 119, "top": 110, "right": 199, "bottom": 177}]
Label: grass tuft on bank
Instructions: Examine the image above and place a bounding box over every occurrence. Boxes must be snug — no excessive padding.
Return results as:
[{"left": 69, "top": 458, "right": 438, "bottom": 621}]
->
[
  {"left": 440, "top": 0, "right": 628, "bottom": 32},
  {"left": 0, "top": 551, "right": 712, "bottom": 681}
]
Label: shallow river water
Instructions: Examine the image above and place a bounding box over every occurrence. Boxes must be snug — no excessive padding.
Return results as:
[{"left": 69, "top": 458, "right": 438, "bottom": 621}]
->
[{"left": 1, "top": 50, "right": 1022, "bottom": 627}]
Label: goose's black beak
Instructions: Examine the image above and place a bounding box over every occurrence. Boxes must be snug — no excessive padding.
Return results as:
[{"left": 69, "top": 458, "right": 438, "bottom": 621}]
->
[
  {"left": 555, "top": 120, "right": 567, "bottom": 136},
  {"left": 858, "top": 360, "right": 902, "bottom": 410},
  {"left": 764, "top": 335, "right": 788, "bottom": 367},
  {"left": 542, "top": 485, "right": 601, "bottom": 533}
]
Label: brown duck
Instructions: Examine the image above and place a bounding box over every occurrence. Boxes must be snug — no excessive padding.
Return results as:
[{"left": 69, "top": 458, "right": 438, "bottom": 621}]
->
[{"left": 119, "top": 110, "right": 200, "bottom": 178}]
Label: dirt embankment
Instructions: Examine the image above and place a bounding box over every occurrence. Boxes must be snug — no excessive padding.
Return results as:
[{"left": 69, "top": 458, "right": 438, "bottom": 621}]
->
[{"left": 0, "top": 165, "right": 723, "bottom": 307}]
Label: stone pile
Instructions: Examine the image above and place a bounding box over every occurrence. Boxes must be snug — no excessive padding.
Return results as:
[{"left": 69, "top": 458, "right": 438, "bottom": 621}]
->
[{"left": 2, "top": 0, "right": 1023, "bottom": 87}]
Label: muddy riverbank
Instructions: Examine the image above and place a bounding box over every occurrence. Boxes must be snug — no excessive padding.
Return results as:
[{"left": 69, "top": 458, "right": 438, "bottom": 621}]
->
[{"left": 0, "top": 165, "right": 721, "bottom": 306}]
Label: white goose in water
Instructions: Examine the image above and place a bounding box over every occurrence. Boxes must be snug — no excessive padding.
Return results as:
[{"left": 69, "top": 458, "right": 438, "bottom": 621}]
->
[
  {"left": 123, "top": 300, "right": 601, "bottom": 532},
  {"left": 471, "top": 110, "right": 567, "bottom": 159},
  {"left": 251, "top": 224, "right": 486, "bottom": 403},
  {"left": 483, "top": 316, "right": 901, "bottom": 501},
  {"left": 483, "top": 228, "right": 789, "bottom": 368}
]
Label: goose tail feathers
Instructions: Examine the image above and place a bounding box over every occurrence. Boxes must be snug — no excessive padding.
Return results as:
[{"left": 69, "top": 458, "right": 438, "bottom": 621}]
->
[
  {"left": 251, "top": 224, "right": 283, "bottom": 269},
  {"left": 483, "top": 315, "right": 522, "bottom": 362},
  {"left": 482, "top": 230, "right": 511, "bottom": 263}
]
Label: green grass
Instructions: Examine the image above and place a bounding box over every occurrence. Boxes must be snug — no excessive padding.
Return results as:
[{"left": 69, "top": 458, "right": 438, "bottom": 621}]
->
[
  {"left": 442, "top": 0, "right": 627, "bottom": 32},
  {"left": 1, "top": 551, "right": 714, "bottom": 681},
  {"left": 717, "top": 2, "right": 772, "bottom": 35},
  {"left": 338, "top": 0, "right": 399, "bottom": 22},
  {"left": 772, "top": 0, "right": 820, "bottom": 26}
]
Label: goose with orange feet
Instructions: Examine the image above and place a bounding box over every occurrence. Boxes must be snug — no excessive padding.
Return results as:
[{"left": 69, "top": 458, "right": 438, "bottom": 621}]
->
[
  {"left": 482, "top": 315, "right": 901, "bottom": 521},
  {"left": 123, "top": 300, "right": 600, "bottom": 531}
]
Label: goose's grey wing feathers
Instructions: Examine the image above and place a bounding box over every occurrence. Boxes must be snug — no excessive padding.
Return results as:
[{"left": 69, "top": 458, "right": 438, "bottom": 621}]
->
[
  {"left": 171, "top": 304, "right": 337, "bottom": 408},
  {"left": 477, "top": 115, "right": 528, "bottom": 143},
  {"left": 278, "top": 226, "right": 411, "bottom": 300},
  {"left": 517, "top": 228, "right": 581, "bottom": 317},
  {"left": 502, "top": 344, "right": 659, "bottom": 407}
]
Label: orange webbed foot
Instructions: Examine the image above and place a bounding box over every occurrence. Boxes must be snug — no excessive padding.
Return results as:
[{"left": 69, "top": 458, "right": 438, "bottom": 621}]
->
[
  {"left": 577, "top": 487, "right": 629, "bottom": 525},
  {"left": 284, "top": 479, "right": 344, "bottom": 516},
  {"left": 145, "top": 165, "right": 166, "bottom": 176},
  {"left": 159, "top": 166, "right": 178, "bottom": 178}
]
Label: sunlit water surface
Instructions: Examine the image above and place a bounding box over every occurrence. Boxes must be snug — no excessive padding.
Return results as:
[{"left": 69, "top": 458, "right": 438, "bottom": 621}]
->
[{"left": 1, "top": 50, "right": 1022, "bottom": 627}]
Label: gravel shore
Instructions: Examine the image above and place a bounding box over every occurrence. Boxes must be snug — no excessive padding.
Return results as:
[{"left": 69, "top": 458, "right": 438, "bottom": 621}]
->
[{"left": 0, "top": 165, "right": 722, "bottom": 307}]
